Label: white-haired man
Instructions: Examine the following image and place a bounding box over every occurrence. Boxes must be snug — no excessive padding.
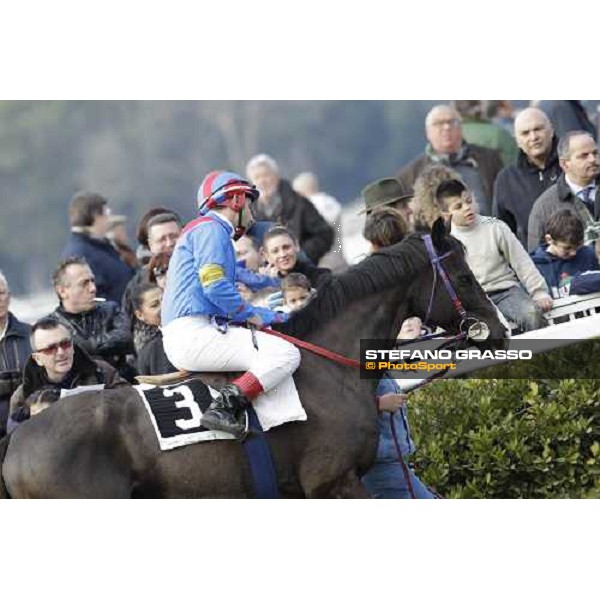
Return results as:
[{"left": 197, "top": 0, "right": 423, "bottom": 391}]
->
[
  {"left": 246, "top": 154, "right": 333, "bottom": 265},
  {"left": 397, "top": 104, "right": 503, "bottom": 216}
]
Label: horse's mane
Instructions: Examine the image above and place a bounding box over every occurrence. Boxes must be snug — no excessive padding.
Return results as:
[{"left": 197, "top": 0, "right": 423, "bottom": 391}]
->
[{"left": 278, "top": 234, "right": 430, "bottom": 339}]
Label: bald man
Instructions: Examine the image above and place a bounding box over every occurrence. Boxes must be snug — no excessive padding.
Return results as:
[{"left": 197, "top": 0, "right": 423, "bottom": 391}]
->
[
  {"left": 492, "top": 107, "right": 560, "bottom": 247},
  {"left": 397, "top": 104, "right": 503, "bottom": 216}
]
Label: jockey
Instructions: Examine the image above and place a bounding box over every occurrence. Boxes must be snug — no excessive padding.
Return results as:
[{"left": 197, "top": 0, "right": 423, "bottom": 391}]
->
[{"left": 161, "top": 170, "right": 301, "bottom": 437}]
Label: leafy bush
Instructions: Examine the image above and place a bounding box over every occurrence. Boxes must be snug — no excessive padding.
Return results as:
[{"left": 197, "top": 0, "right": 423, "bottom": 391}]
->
[{"left": 409, "top": 378, "right": 600, "bottom": 498}]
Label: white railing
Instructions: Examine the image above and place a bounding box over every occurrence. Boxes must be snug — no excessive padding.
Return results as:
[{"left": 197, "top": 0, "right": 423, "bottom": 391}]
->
[
  {"left": 450, "top": 299, "right": 600, "bottom": 378},
  {"left": 544, "top": 292, "right": 600, "bottom": 326}
]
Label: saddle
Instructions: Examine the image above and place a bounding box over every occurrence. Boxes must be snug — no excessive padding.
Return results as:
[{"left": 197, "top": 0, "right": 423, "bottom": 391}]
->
[
  {"left": 136, "top": 370, "right": 241, "bottom": 390},
  {"left": 137, "top": 368, "right": 307, "bottom": 434},
  {"left": 135, "top": 372, "right": 281, "bottom": 498}
]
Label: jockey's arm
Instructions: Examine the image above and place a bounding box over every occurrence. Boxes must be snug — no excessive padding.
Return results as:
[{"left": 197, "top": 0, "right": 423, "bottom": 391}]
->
[
  {"left": 235, "top": 264, "right": 281, "bottom": 292},
  {"left": 199, "top": 263, "right": 287, "bottom": 327},
  {"left": 191, "top": 221, "right": 287, "bottom": 327}
]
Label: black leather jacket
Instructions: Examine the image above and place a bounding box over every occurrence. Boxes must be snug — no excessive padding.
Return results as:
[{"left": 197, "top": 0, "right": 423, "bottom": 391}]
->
[{"left": 49, "top": 301, "right": 134, "bottom": 368}]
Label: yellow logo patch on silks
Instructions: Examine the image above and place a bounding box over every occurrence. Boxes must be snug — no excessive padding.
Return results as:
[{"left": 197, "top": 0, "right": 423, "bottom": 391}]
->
[{"left": 199, "top": 263, "right": 225, "bottom": 287}]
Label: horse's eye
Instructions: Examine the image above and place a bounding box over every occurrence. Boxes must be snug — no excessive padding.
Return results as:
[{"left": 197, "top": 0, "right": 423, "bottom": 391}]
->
[{"left": 458, "top": 274, "right": 474, "bottom": 286}]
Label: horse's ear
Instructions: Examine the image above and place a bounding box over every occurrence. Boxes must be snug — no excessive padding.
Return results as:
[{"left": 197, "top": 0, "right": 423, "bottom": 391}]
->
[{"left": 431, "top": 217, "right": 448, "bottom": 250}]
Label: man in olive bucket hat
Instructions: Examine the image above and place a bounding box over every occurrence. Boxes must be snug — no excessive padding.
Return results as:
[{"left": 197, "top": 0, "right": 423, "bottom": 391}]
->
[
  {"left": 359, "top": 178, "right": 414, "bottom": 230},
  {"left": 357, "top": 180, "right": 436, "bottom": 498}
]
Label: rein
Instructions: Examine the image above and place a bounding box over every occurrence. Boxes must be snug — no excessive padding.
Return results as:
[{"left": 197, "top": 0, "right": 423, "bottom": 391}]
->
[
  {"left": 261, "top": 234, "right": 474, "bottom": 376},
  {"left": 259, "top": 327, "right": 362, "bottom": 369}
]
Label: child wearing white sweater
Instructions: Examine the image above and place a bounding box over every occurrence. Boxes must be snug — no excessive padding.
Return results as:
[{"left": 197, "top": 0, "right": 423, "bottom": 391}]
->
[{"left": 435, "top": 179, "right": 553, "bottom": 332}]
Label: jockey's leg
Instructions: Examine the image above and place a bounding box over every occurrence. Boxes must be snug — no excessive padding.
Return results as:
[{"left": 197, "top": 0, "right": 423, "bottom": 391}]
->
[{"left": 162, "top": 317, "right": 300, "bottom": 436}]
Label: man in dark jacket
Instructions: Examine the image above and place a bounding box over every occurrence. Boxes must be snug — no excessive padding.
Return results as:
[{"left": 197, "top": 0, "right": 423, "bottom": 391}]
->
[
  {"left": 0, "top": 270, "right": 31, "bottom": 436},
  {"left": 48, "top": 257, "right": 134, "bottom": 379},
  {"left": 8, "top": 316, "right": 129, "bottom": 431},
  {"left": 493, "top": 107, "right": 561, "bottom": 247},
  {"left": 528, "top": 131, "right": 600, "bottom": 251},
  {"left": 246, "top": 153, "right": 334, "bottom": 264},
  {"left": 61, "top": 190, "right": 135, "bottom": 303},
  {"left": 397, "top": 104, "right": 503, "bottom": 216}
]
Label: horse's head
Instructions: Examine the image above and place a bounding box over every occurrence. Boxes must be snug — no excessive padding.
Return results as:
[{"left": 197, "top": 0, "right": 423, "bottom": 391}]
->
[
  {"left": 279, "top": 217, "right": 508, "bottom": 351},
  {"left": 403, "top": 218, "right": 508, "bottom": 348}
]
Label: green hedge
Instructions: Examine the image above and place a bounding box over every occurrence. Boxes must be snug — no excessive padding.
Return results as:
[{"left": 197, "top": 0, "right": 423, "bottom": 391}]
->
[{"left": 409, "top": 378, "right": 600, "bottom": 498}]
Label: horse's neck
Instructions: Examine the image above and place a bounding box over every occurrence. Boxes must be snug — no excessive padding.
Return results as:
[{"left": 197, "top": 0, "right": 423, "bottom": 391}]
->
[
  {"left": 304, "top": 289, "right": 405, "bottom": 360},
  {"left": 280, "top": 248, "right": 426, "bottom": 360}
]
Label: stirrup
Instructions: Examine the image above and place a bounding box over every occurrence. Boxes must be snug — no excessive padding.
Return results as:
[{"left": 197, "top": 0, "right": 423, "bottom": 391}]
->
[{"left": 200, "top": 389, "right": 249, "bottom": 439}]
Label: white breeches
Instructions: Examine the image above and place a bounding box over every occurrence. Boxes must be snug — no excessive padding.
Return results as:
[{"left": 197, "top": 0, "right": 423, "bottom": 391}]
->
[{"left": 161, "top": 316, "right": 301, "bottom": 392}]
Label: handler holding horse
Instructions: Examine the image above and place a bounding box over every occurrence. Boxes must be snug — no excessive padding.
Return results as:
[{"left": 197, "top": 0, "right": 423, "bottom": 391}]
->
[{"left": 161, "top": 170, "right": 298, "bottom": 437}]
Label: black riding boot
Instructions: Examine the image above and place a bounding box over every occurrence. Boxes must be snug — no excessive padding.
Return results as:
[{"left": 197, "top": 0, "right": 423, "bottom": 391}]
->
[{"left": 200, "top": 384, "right": 249, "bottom": 438}]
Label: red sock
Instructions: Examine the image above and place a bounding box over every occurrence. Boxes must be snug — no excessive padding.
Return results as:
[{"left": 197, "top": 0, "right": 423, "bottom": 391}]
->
[{"left": 232, "top": 372, "right": 264, "bottom": 399}]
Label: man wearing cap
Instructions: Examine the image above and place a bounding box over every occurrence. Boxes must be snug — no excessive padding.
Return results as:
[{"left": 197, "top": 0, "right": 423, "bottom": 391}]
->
[
  {"left": 359, "top": 178, "right": 414, "bottom": 229},
  {"left": 161, "top": 171, "right": 301, "bottom": 437}
]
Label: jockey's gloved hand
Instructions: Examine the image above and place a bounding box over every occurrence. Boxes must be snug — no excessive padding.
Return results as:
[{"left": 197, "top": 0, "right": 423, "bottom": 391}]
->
[
  {"left": 266, "top": 290, "right": 283, "bottom": 310},
  {"left": 251, "top": 306, "right": 288, "bottom": 326}
]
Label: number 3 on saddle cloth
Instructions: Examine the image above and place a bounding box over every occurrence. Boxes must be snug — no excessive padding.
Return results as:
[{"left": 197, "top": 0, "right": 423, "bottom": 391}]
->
[
  {"left": 136, "top": 379, "right": 235, "bottom": 448},
  {"left": 136, "top": 378, "right": 306, "bottom": 450},
  {"left": 135, "top": 378, "right": 307, "bottom": 497}
]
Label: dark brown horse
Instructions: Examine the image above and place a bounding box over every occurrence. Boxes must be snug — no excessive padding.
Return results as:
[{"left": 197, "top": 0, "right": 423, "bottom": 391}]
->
[{"left": 0, "top": 223, "right": 508, "bottom": 498}]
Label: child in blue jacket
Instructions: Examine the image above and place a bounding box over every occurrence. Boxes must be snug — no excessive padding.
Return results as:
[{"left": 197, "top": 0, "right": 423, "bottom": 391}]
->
[
  {"left": 360, "top": 208, "right": 436, "bottom": 499},
  {"left": 530, "top": 210, "right": 600, "bottom": 298}
]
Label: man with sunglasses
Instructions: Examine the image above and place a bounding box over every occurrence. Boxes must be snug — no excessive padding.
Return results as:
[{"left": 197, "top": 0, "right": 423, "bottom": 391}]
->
[
  {"left": 7, "top": 317, "right": 129, "bottom": 432},
  {"left": 162, "top": 170, "right": 304, "bottom": 437}
]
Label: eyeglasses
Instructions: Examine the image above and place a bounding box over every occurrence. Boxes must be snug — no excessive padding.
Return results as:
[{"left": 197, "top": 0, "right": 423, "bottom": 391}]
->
[
  {"left": 35, "top": 338, "right": 73, "bottom": 356},
  {"left": 430, "top": 118, "right": 461, "bottom": 129}
]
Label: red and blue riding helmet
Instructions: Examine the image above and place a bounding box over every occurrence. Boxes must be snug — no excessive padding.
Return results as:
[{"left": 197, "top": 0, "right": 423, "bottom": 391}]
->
[{"left": 197, "top": 170, "right": 259, "bottom": 215}]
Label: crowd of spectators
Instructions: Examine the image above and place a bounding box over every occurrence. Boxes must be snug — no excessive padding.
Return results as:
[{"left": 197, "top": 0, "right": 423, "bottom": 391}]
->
[{"left": 1, "top": 100, "right": 599, "bottom": 498}]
